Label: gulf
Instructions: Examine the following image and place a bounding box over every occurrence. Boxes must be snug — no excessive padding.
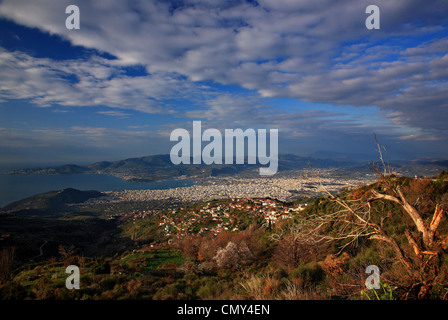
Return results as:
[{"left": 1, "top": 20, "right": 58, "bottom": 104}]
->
[{"left": 0, "top": 173, "right": 195, "bottom": 207}]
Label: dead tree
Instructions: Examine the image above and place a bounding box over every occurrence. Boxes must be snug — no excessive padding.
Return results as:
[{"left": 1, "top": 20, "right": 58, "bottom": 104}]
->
[
  {"left": 270, "top": 224, "right": 316, "bottom": 268},
  {"left": 292, "top": 139, "right": 447, "bottom": 299}
]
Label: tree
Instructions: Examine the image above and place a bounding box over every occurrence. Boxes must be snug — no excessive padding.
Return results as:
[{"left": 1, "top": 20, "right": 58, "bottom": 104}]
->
[
  {"left": 271, "top": 225, "right": 318, "bottom": 268},
  {"left": 213, "top": 241, "right": 254, "bottom": 270},
  {"left": 293, "top": 139, "right": 448, "bottom": 299}
]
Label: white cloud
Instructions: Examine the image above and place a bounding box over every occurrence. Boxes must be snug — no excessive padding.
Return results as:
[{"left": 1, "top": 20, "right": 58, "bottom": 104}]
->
[
  {"left": 0, "top": 48, "right": 208, "bottom": 114},
  {"left": 0, "top": 0, "right": 447, "bottom": 139},
  {"left": 398, "top": 133, "right": 441, "bottom": 141}
]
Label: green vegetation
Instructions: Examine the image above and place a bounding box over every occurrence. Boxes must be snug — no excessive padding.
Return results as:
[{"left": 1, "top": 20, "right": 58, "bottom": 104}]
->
[
  {"left": 120, "top": 250, "right": 183, "bottom": 271},
  {"left": 1, "top": 173, "right": 448, "bottom": 300},
  {"left": 2, "top": 188, "right": 104, "bottom": 216}
]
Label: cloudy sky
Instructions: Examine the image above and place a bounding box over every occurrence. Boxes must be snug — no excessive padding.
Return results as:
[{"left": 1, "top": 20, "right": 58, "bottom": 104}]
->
[{"left": 0, "top": 0, "right": 447, "bottom": 168}]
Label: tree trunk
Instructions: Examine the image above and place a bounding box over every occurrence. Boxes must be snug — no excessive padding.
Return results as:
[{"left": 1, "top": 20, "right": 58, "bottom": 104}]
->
[
  {"left": 371, "top": 188, "right": 431, "bottom": 249},
  {"left": 370, "top": 233, "right": 412, "bottom": 271}
]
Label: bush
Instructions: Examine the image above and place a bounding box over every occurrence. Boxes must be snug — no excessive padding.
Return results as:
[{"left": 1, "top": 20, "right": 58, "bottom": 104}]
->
[
  {"left": 196, "top": 282, "right": 218, "bottom": 299},
  {"left": 213, "top": 241, "right": 253, "bottom": 270},
  {"left": 349, "top": 248, "right": 380, "bottom": 269},
  {"left": 0, "top": 281, "right": 28, "bottom": 300},
  {"left": 291, "top": 263, "right": 325, "bottom": 286},
  {"left": 100, "top": 276, "right": 121, "bottom": 291},
  {"left": 91, "top": 257, "right": 110, "bottom": 275}
]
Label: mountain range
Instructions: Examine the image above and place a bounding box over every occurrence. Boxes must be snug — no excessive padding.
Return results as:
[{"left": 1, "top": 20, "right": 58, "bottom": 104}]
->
[
  {"left": 7, "top": 154, "right": 355, "bottom": 182},
  {"left": 7, "top": 153, "right": 448, "bottom": 182}
]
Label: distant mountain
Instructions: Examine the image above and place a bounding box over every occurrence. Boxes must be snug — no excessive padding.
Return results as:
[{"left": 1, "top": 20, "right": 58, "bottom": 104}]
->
[
  {"left": 9, "top": 164, "right": 90, "bottom": 175},
  {"left": 413, "top": 158, "right": 448, "bottom": 167},
  {"left": 309, "top": 150, "right": 374, "bottom": 162},
  {"left": 7, "top": 153, "right": 448, "bottom": 182},
  {"left": 2, "top": 188, "right": 104, "bottom": 216},
  {"left": 277, "top": 154, "right": 354, "bottom": 170},
  {"left": 8, "top": 154, "right": 355, "bottom": 182}
]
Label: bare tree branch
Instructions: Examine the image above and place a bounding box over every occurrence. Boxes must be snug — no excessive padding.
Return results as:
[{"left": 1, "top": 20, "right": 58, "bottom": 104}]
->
[
  {"left": 429, "top": 204, "right": 444, "bottom": 247},
  {"left": 283, "top": 136, "right": 447, "bottom": 299}
]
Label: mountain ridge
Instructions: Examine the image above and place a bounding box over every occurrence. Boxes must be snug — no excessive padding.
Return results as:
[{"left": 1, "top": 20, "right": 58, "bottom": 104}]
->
[
  {"left": 7, "top": 153, "right": 448, "bottom": 182},
  {"left": 7, "top": 153, "right": 356, "bottom": 182},
  {"left": 2, "top": 188, "right": 104, "bottom": 216}
]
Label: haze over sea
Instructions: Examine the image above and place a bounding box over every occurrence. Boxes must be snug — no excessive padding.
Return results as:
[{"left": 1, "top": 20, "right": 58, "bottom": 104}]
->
[{"left": 0, "top": 173, "right": 195, "bottom": 207}]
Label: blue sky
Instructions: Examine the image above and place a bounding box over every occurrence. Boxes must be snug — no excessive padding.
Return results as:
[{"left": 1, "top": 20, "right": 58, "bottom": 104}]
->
[{"left": 0, "top": 0, "right": 447, "bottom": 168}]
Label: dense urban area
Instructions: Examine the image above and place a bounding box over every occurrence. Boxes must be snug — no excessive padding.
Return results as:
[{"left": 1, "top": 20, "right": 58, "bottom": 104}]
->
[{"left": 90, "top": 169, "right": 377, "bottom": 205}]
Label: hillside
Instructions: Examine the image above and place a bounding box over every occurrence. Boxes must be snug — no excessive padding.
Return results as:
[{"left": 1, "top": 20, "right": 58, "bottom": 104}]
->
[
  {"left": 2, "top": 188, "right": 104, "bottom": 216},
  {"left": 0, "top": 173, "right": 447, "bottom": 300}
]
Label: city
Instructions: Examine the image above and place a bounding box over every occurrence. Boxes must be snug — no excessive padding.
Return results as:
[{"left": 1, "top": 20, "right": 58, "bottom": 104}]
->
[{"left": 90, "top": 169, "right": 376, "bottom": 206}]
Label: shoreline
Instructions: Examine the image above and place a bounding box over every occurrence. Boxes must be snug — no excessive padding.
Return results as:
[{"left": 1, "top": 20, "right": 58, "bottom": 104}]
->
[{"left": 0, "top": 173, "right": 197, "bottom": 208}]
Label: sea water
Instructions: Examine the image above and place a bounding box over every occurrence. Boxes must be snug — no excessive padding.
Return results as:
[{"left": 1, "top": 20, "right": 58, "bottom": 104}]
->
[{"left": 0, "top": 173, "right": 195, "bottom": 207}]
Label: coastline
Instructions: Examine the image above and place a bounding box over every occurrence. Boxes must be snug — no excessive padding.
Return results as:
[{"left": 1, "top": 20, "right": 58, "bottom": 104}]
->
[{"left": 0, "top": 173, "right": 196, "bottom": 207}]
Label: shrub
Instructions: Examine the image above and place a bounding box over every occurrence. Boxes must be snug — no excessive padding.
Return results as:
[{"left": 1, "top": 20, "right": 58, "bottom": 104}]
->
[
  {"left": 320, "top": 253, "right": 349, "bottom": 277},
  {"left": 213, "top": 241, "right": 254, "bottom": 270},
  {"left": 196, "top": 282, "right": 218, "bottom": 299},
  {"left": 91, "top": 257, "right": 110, "bottom": 275},
  {"left": 291, "top": 263, "right": 325, "bottom": 286},
  {"left": 100, "top": 276, "right": 120, "bottom": 291},
  {"left": 0, "top": 281, "right": 28, "bottom": 300}
]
